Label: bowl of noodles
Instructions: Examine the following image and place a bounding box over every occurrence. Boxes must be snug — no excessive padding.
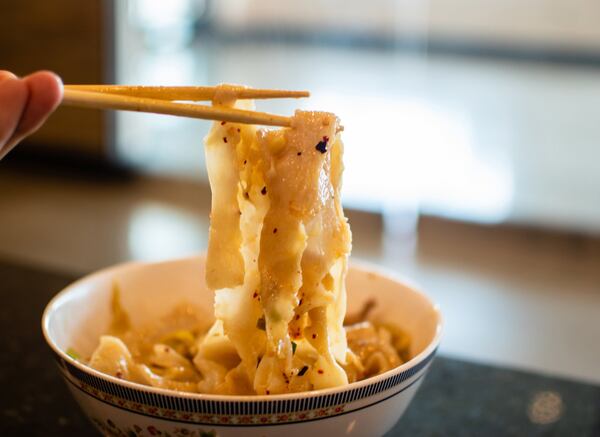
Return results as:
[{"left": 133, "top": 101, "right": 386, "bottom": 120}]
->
[
  {"left": 42, "top": 255, "right": 441, "bottom": 437},
  {"left": 42, "top": 91, "right": 441, "bottom": 436}
]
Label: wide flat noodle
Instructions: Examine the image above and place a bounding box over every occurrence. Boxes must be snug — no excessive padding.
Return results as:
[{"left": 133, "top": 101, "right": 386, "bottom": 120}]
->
[
  {"left": 203, "top": 101, "right": 270, "bottom": 392},
  {"left": 204, "top": 123, "right": 245, "bottom": 289},
  {"left": 200, "top": 102, "right": 352, "bottom": 394},
  {"left": 256, "top": 112, "right": 351, "bottom": 392}
]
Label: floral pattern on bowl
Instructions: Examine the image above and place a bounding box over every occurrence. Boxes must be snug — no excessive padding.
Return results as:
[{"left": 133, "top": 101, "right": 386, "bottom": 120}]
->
[{"left": 92, "top": 418, "right": 216, "bottom": 437}]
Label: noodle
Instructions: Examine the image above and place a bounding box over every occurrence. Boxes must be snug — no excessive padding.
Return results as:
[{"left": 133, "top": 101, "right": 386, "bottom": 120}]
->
[{"left": 86, "top": 90, "right": 410, "bottom": 394}]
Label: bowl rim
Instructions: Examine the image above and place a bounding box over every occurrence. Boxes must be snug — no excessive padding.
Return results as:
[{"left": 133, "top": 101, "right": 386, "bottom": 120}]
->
[{"left": 42, "top": 254, "right": 442, "bottom": 402}]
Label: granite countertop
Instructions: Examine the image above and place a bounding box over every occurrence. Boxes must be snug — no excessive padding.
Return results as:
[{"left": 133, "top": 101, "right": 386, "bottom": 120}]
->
[{"left": 1, "top": 260, "right": 599, "bottom": 436}]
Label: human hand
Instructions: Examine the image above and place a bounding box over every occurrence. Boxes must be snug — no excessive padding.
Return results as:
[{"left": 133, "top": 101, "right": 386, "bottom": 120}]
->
[{"left": 0, "top": 70, "right": 63, "bottom": 160}]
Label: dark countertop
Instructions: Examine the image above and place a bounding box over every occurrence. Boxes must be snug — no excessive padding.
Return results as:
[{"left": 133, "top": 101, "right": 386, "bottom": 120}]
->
[{"left": 1, "top": 260, "right": 599, "bottom": 436}]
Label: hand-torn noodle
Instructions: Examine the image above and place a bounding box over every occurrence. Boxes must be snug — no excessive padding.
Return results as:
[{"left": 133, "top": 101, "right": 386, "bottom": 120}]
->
[{"left": 86, "top": 88, "right": 410, "bottom": 394}]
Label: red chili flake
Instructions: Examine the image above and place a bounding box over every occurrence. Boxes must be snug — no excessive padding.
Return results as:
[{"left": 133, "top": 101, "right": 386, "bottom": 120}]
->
[
  {"left": 323, "top": 135, "right": 329, "bottom": 142},
  {"left": 244, "top": 192, "right": 250, "bottom": 199},
  {"left": 312, "top": 334, "right": 317, "bottom": 339},
  {"left": 223, "top": 137, "right": 228, "bottom": 143},
  {"left": 295, "top": 314, "right": 300, "bottom": 320},
  {"left": 297, "top": 152, "right": 302, "bottom": 156},
  {"left": 273, "top": 228, "right": 278, "bottom": 234},
  {"left": 115, "top": 371, "right": 122, "bottom": 379},
  {"left": 243, "top": 160, "right": 247, "bottom": 165},
  {"left": 253, "top": 291, "right": 258, "bottom": 298},
  {"left": 237, "top": 128, "right": 241, "bottom": 132},
  {"left": 261, "top": 186, "right": 267, "bottom": 195},
  {"left": 221, "top": 121, "right": 226, "bottom": 125},
  {"left": 317, "top": 369, "right": 324, "bottom": 374},
  {"left": 266, "top": 390, "right": 270, "bottom": 395}
]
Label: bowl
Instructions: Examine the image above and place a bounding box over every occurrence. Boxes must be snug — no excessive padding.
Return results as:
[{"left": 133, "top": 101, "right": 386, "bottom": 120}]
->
[{"left": 42, "top": 255, "right": 442, "bottom": 437}]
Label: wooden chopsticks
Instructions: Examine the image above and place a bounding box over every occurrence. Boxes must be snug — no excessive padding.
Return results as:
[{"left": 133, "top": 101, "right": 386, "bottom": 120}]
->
[
  {"left": 61, "top": 85, "right": 309, "bottom": 127},
  {"left": 65, "top": 85, "right": 309, "bottom": 101}
]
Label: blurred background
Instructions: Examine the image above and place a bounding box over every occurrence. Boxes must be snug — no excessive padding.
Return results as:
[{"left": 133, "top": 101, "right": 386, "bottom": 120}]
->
[{"left": 1, "top": 0, "right": 599, "bottom": 384}]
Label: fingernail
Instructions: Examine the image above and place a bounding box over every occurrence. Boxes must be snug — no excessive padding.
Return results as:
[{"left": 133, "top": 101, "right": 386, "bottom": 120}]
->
[{"left": 0, "top": 71, "right": 18, "bottom": 83}]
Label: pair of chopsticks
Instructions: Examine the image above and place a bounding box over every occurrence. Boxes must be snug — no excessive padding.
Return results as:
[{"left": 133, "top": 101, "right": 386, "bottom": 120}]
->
[{"left": 62, "top": 85, "right": 310, "bottom": 127}]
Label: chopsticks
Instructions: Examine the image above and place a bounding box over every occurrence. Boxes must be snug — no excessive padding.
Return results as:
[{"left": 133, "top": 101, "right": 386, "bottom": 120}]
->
[
  {"left": 61, "top": 85, "right": 310, "bottom": 127},
  {"left": 65, "top": 85, "right": 309, "bottom": 101}
]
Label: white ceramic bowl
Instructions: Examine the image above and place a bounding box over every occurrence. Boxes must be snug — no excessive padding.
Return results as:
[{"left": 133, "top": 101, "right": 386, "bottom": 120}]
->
[{"left": 42, "top": 255, "right": 441, "bottom": 437}]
